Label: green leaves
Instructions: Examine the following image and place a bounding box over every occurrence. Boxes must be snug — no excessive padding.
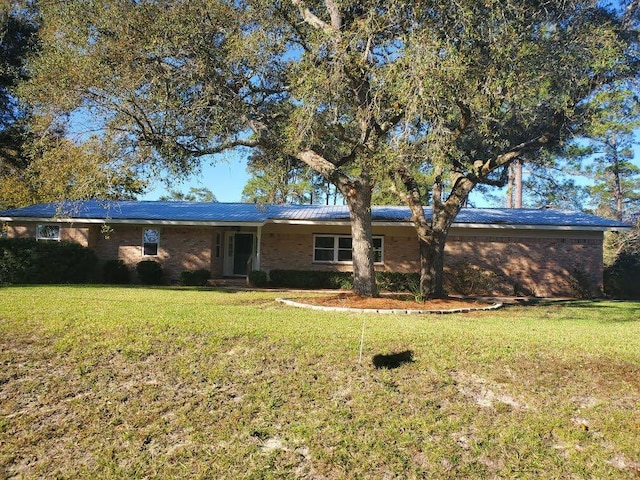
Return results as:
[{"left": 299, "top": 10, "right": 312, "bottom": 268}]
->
[{"left": 21, "top": 0, "right": 635, "bottom": 192}]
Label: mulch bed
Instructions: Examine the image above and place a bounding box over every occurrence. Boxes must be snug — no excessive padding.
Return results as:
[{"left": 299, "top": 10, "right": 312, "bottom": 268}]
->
[{"left": 295, "top": 293, "right": 490, "bottom": 311}]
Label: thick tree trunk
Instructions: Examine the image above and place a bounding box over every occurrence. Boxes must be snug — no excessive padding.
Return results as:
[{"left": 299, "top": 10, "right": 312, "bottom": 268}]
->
[
  {"left": 418, "top": 230, "right": 447, "bottom": 299},
  {"left": 514, "top": 158, "right": 523, "bottom": 208},
  {"left": 611, "top": 133, "right": 624, "bottom": 221},
  {"left": 294, "top": 149, "right": 378, "bottom": 297},
  {"left": 398, "top": 167, "right": 476, "bottom": 300},
  {"left": 506, "top": 164, "right": 514, "bottom": 208},
  {"left": 345, "top": 184, "right": 378, "bottom": 297}
]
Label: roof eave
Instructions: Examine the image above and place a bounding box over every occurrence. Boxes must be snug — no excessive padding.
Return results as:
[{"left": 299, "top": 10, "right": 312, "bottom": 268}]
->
[
  {"left": 1, "top": 216, "right": 629, "bottom": 232},
  {"left": 449, "top": 222, "right": 631, "bottom": 232},
  {"left": 0, "top": 216, "right": 266, "bottom": 227},
  {"left": 268, "top": 218, "right": 628, "bottom": 231}
]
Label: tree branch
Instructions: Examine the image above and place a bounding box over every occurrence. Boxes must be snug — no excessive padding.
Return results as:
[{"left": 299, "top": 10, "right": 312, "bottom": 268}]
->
[
  {"left": 295, "top": 149, "right": 351, "bottom": 191},
  {"left": 394, "top": 164, "right": 430, "bottom": 234},
  {"left": 178, "top": 137, "right": 260, "bottom": 156},
  {"left": 291, "top": 0, "right": 334, "bottom": 33},
  {"left": 324, "top": 0, "right": 341, "bottom": 30}
]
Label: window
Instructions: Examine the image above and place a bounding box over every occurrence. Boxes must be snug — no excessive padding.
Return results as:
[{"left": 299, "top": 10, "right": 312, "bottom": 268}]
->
[
  {"left": 372, "top": 237, "right": 383, "bottom": 263},
  {"left": 313, "top": 235, "right": 384, "bottom": 264},
  {"left": 36, "top": 224, "right": 60, "bottom": 241},
  {"left": 142, "top": 228, "right": 160, "bottom": 256},
  {"left": 215, "top": 232, "right": 222, "bottom": 258}
]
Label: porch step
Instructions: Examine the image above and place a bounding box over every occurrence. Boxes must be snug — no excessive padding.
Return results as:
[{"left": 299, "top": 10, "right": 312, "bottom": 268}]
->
[{"left": 208, "top": 277, "right": 248, "bottom": 288}]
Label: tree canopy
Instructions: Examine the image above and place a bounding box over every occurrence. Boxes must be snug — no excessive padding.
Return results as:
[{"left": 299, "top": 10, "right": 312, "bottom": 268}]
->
[
  {"left": 0, "top": 2, "right": 37, "bottom": 167},
  {"left": 159, "top": 186, "right": 217, "bottom": 202},
  {"left": 0, "top": 1, "right": 146, "bottom": 208}
]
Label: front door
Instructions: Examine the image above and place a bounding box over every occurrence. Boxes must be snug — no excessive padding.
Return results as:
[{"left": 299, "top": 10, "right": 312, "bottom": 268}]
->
[{"left": 224, "top": 232, "right": 255, "bottom": 276}]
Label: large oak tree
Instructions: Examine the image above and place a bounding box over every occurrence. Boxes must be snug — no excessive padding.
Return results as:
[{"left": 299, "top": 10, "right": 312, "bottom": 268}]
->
[{"left": 22, "top": 0, "right": 638, "bottom": 297}]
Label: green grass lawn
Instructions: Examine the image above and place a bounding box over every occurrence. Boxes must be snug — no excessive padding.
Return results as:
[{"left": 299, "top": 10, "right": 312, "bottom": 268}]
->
[{"left": 1, "top": 286, "right": 639, "bottom": 479}]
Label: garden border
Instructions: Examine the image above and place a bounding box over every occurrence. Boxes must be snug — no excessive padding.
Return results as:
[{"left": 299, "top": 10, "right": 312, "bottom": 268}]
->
[{"left": 276, "top": 297, "right": 504, "bottom": 315}]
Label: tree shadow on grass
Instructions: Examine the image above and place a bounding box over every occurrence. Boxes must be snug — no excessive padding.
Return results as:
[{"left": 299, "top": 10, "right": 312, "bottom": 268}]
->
[{"left": 372, "top": 350, "right": 415, "bottom": 369}]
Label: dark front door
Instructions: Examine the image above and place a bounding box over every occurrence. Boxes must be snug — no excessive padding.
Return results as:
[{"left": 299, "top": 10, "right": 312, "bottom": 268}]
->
[{"left": 233, "top": 233, "right": 254, "bottom": 275}]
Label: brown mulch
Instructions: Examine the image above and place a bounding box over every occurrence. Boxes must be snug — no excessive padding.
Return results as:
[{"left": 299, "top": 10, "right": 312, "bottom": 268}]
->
[{"left": 295, "top": 293, "right": 491, "bottom": 311}]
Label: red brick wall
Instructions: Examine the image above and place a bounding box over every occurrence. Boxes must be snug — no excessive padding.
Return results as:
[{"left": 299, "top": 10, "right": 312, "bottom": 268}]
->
[
  {"left": 446, "top": 230, "right": 604, "bottom": 297},
  {"left": 260, "top": 224, "right": 604, "bottom": 297},
  {"left": 6, "top": 224, "right": 31, "bottom": 239},
  {"left": 6, "top": 220, "right": 604, "bottom": 296},
  {"left": 260, "top": 224, "right": 421, "bottom": 273},
  {"left": 7, "top": 221, "right": 223, "bottom": 284},
  {"left": 93, "top": 225, "right": 219, "bottom": 283},
  {"left": 6, "top": 223, "right": 95, "bottom": 247}
]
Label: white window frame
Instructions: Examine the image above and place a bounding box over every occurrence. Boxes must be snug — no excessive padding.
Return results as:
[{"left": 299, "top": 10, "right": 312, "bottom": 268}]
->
[
  {"left": 36, "top": 224, "right": 61, "bottom": 241},
  {"left": 142, "top": 228, "right": 160, "bottom": 257},
  {"left": 313, "top": 234, "right": 384, "bottom": 264},
  {"left": 215, "top": 232, "right": 222, "bottom": 258}
]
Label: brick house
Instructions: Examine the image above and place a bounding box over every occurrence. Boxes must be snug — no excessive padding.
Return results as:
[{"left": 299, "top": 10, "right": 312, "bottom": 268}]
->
[{"left": 0, "top": 200, "right": 630, "bottom": 296}]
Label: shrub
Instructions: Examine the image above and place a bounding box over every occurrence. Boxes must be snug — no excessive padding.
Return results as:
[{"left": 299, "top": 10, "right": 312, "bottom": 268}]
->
[
  {"left": 136, "top": 260, "right": 163, "bottom": 285},
  {"left": 329, "top": 272, "right": 354, "bottom": 289},
  {"left": 444, "top": 261, "right": 502, "bottom": 296},
  {"left": 268, "top": 270, "right": 353, "bottom": 289},
  {"left": 0, "top": 238, "right": 97, "bottom": 284},
  {"left": 103, "top": 259, "right": 130, "bottom": 284},
  {"left": 268, "top": 270, "right": 429, "bottom": 292},
  {"left": 248, "top": 270, "right": 268, "bottom": 287},
  {"left": 180, "top": 268, "right": 211, "bottom": 286},
  {"left": 604, "top": 252, "right": 640, "bottom": 299},
  {"left": 567, "top": 266, "right": 599, "bottom": 299},
  {"left": 375, "top": 272, "right": 420, "bottom": 292}
]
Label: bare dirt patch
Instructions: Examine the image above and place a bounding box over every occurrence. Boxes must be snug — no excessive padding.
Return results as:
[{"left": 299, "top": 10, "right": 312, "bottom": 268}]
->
[{"left": 294, "top": 293, "right": 492, "bottom": 311}]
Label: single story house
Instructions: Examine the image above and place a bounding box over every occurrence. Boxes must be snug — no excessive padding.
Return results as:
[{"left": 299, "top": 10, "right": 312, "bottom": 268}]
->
[{"left": 0, "top": 200, "right": 630, "bottom": 296}]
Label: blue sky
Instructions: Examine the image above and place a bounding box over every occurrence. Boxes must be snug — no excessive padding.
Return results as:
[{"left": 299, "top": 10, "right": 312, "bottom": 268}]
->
[
  {"left": 140, "top": 156, "right": 499, "bottom": 206},
  {"left": 142, "top": 154, "right": 250, "bottom": 203}
]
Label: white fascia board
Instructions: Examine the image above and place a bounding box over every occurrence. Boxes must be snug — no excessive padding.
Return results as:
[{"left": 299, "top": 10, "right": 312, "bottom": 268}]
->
[
  {"left": 268, "top": 220, "right": 412, "bottom": 227},
  {"left": 1, "top": 216, "right": 266, "bottom": 227},
  {"left": 381, "top": 221, "right": 628, "bottom": 232},
  {"left": 105, "top": 219, "right": 267, "bottom": 227},
  {"left": 451, "top": 222, "right": 631, "bottom": 232},
  {"left": 3, "top": 215, "right": 628, "bottom": 232},
  {"left": 0, "top": 216, "right": 69, "bottom": 223},
  {"left": 268, "top": 219, "right": 352, "bottom": 226},
  {"left": 267, "top": 218, "right": 629, "bottom": 231}
]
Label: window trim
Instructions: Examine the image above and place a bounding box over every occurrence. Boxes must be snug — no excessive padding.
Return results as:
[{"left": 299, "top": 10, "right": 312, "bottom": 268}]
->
[
  {"left": 313, "top": 234, "right": 384, "bottom": 264},
  {"left": 142, "top": 228, "right": 160, "bottom": 257},
  {"left": 36, "top": 224, "right": 61, "bottom": 242}
]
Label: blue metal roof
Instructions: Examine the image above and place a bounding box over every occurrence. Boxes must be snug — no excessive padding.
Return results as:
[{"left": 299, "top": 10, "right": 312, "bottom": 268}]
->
[
  {"left": 0, "top": 201, "right": 272, "bottom": 223},
  {"left": 0, "top": 200, "right": 630, "bottom": 230}
]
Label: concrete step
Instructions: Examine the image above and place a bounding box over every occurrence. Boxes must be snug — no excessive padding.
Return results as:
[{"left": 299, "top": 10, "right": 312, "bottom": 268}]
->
[{"left": 208, "top": 277, "right": 248, "bottom": 287}]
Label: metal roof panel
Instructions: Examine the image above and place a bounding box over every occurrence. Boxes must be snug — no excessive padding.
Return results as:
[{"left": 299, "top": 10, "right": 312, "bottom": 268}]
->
[{"left": 0, "top": 201, "right": 630, "bottom": 230}]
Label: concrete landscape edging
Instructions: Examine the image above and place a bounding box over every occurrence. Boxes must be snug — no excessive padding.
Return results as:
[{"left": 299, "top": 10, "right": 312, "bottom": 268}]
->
[{"left": 276, "top": 297, "right": 504, "bottom": 315}]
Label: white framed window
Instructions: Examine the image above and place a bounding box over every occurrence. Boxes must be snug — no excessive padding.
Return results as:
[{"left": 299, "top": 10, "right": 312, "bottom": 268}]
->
[
  {"left": 142, "top": 228, "right": 160, "bottom": 256},
  {"left": 372, "top": 237, "right": 384, "bottom": 263},
  {"left": 313, "top": 235, "right": 384, "bottom": 264},
  {"left": 215, "top": 232, "right": 222, "bottom": 258},
  {"left": 36, "top": 224, "right": 60, "bottom": 241}
]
